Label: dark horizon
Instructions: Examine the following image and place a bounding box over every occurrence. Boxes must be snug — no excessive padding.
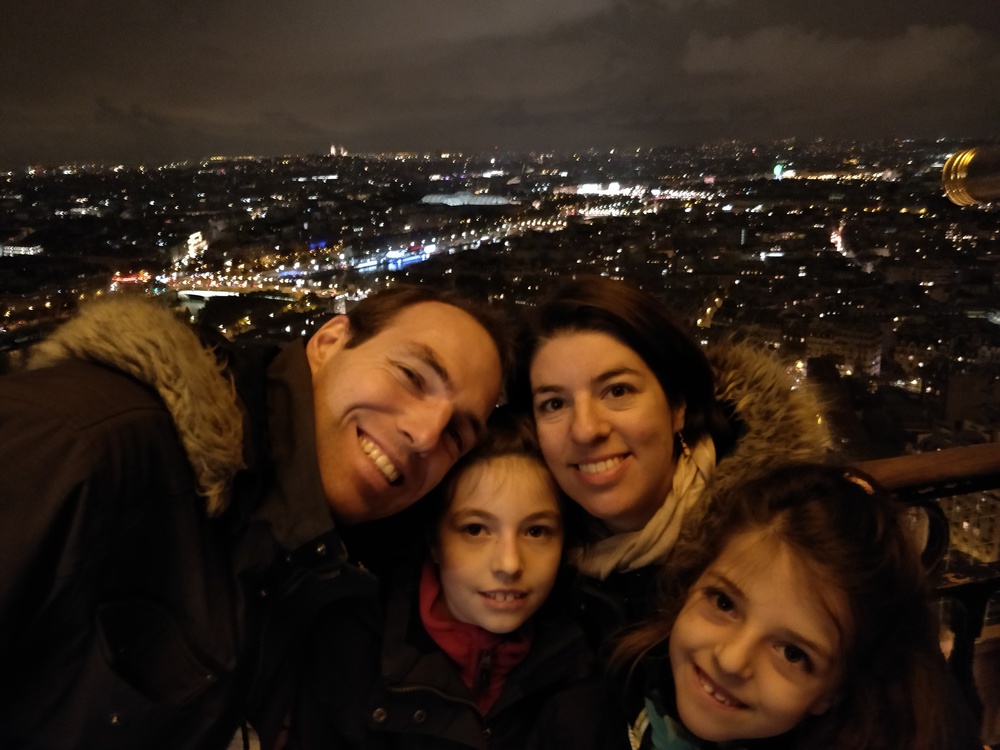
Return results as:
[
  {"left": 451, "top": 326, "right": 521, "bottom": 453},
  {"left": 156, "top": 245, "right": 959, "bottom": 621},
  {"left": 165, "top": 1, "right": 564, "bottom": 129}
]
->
[{"left": 4, "top": 0, "right": 1000, "bottom": 171}]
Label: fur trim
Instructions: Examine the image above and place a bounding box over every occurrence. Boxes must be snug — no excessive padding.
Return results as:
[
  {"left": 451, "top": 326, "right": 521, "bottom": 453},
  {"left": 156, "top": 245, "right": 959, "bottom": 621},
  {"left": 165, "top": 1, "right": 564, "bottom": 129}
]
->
[
  {"left": 707, "top": 343, "right": 832, "bottom": 498},
  {"left": 29, "top": 297, "right": 244, "bottom": 516}
]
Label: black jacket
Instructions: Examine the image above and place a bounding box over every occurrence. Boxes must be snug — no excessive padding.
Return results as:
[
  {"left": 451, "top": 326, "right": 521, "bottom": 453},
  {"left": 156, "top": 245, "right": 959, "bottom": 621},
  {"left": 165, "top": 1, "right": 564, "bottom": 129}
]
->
[
  {"left": 288, "top": 563, "right": 628, "bottom": 750},
  {"left": 0, "top": 298, "right": 376, "bottom": 750}
]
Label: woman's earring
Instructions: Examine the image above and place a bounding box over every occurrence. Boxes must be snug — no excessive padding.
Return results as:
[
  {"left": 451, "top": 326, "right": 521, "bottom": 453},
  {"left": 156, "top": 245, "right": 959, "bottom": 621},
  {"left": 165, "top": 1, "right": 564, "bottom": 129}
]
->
[{"left": 676, "top": 431, "right": 691, "bottom": 458}]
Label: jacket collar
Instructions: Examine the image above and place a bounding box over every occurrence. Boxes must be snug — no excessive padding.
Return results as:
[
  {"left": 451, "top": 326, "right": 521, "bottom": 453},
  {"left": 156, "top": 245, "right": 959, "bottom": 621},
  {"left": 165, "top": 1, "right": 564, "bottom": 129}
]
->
[{"left": 29, "top": 297, "right": 245, "bottom": 516}]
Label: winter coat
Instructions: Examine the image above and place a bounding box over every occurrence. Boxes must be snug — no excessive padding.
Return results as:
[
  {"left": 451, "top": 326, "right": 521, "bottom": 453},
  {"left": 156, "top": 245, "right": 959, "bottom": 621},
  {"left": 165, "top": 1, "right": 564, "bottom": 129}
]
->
[
  {"left": 571, "top": 343, "right": 832, "bottom": 652},
  {"left": 0, "top": 298, "right": 376, "bottom": 750},
  {"left": 287, "top": 563, "right": 628, "bottom": 750}
]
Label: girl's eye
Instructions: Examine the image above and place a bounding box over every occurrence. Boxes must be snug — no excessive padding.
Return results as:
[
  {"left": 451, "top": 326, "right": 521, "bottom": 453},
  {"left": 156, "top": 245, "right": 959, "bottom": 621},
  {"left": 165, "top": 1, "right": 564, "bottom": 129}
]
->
[
  {"left": 536, "top": 397, "right": 565, "bottom": 414},
  {"left": 461, "top": 523, "right": 485, "bottom": 536},
  {"left": 781, "top": 644, "right": 811, "bottom": 669},
  {"left": 710, "top": 590, "right": 735, "bottom": 613},
  {"left": 526, "top": 525, "right": 553, "bottom": 538}
]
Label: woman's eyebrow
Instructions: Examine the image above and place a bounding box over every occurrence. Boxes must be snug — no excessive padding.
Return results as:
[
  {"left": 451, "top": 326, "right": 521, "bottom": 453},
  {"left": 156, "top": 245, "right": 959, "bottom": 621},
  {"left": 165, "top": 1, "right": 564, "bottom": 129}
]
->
[
  {"left": 593, "top": 366, "right": 642, "bottom": 383},
  {"left": 532, "top": 366, "right": 642, "bottom": 395}
]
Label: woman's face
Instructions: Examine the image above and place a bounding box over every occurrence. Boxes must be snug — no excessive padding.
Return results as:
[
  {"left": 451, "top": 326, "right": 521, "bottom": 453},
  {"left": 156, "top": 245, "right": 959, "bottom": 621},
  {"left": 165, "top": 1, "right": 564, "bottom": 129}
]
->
[{"left": 529, "top": 330, "right": 685, "bottom": 533}]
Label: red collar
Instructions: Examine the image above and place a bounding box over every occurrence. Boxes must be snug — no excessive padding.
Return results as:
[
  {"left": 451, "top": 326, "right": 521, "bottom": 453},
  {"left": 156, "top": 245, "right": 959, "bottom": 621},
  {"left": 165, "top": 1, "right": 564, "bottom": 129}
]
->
[{"left": 419, "top": 559, "right": 532, "bottom": 713}]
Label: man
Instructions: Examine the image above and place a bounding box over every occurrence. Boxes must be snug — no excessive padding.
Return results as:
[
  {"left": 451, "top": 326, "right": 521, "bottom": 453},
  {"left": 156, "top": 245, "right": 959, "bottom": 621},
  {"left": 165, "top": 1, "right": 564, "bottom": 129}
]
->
[{"left": 0, "top": 286, "right": 507, "bottom": 750}]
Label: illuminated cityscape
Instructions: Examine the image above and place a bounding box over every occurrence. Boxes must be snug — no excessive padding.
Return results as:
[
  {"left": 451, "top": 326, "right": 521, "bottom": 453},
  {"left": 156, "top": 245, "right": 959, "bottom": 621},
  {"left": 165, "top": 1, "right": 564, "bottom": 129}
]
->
[
  {"left": 1, "top": 150, "right": 998, "bottom": 519},
  {"left": 2, "top": 136, "right": 1000, "bottom": 741}
]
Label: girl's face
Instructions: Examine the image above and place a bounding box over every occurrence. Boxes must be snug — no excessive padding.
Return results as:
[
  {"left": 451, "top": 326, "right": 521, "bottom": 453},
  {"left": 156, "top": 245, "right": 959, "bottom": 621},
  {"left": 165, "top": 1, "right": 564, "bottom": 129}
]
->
[
  {"left": 668, "top": 528, "right": 846, "bottom": 743},
  {"left": 434, "top": 456, "right": 563, "bottom": 634},
  {"left": 530, "top": 330, "right": 685, "bottom": 533}
]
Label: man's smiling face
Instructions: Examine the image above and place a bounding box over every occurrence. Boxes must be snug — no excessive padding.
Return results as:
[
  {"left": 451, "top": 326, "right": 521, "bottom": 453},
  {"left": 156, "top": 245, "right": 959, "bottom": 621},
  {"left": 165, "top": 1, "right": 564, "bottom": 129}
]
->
[{"left": 306, "top": 301, "right": 503, "bottom": 524}]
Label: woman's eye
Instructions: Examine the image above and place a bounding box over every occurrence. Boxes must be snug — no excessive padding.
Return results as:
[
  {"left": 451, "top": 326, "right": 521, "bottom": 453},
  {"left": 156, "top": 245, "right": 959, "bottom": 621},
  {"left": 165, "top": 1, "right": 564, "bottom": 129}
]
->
[
  {"left": 446, "top": 424, "right": 465, "bottom": 452},
  {"left": 462, "top": 523, "right": 485, "bottom": 536},
  {"left": 605, "top": 383, "right": 635, "bottom": 399},
  {"left": 536, "top": 397, "right": 565, "bottom": 414},
  {"left": 526, "top": 525, "right": 553, "bottom": 538}
]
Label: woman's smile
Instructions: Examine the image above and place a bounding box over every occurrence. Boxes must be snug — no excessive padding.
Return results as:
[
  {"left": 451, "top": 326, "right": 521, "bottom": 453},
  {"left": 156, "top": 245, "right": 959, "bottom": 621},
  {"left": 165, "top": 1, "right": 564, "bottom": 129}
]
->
[{"left": 531, "top": 330, "right": 685, "bottom": 533}]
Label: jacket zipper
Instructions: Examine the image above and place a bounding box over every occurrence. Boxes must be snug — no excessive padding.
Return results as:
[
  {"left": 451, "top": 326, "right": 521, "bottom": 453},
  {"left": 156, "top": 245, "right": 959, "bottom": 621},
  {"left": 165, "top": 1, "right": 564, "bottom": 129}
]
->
[{"left": 475, "top": 647, "right": 494, "bottom": 700}]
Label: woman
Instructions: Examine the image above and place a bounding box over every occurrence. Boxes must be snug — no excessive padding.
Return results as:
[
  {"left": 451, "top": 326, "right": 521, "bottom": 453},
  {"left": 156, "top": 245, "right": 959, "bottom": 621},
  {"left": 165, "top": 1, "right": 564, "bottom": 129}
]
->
[{"left": 513, "top": 276, "right": 831, "bottom": 645}]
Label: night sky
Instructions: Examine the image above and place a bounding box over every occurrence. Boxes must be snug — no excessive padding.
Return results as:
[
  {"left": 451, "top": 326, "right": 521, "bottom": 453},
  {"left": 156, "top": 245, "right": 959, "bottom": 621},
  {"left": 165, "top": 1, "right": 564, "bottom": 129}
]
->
[{"left": 4, "top": 0, "right": 999, "bottom": 169}]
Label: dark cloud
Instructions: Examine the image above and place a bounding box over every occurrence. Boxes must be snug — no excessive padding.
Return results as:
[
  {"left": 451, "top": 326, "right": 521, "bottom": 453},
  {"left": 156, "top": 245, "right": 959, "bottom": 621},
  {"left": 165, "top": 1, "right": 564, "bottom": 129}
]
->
[{"left": 2, "top": 0, "right": 998, "bottom": 167}]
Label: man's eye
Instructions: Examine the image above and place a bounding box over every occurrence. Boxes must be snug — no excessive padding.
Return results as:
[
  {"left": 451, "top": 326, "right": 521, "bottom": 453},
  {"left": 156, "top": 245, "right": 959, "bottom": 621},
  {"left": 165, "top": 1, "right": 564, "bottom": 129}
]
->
[{"left": 398, "top": 364, "right": 422, "bottom": 387}]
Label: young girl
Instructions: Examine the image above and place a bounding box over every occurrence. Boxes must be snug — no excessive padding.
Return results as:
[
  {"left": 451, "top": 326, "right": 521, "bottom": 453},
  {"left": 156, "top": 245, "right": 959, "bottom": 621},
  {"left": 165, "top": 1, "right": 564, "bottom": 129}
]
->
[
  {"left": 614, "top": 463, "right": 980, "bottom": 750},
  {"left": 287, "top": 410, "right": 625, "bottom": 750}
]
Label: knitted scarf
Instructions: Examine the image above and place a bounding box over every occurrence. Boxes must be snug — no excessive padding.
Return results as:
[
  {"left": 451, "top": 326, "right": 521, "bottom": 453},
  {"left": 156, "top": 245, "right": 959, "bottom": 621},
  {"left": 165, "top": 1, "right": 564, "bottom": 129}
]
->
[{"left": 568, "top": 436, "right": 716, "bottom": 579}]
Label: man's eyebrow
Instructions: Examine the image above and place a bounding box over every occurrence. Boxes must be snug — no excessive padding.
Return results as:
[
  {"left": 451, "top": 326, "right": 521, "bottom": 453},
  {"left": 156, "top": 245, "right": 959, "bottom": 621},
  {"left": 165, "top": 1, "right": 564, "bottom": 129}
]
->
[{"left": 409, "top": 343, "right": 453, "bottom": 390}]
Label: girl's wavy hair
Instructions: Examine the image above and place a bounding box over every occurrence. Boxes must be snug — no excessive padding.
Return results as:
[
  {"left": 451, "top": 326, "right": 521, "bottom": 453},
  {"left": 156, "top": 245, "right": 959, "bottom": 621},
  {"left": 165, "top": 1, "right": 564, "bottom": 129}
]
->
[{"left": 613, "top": 463, "right": 970, "bottom": 750}]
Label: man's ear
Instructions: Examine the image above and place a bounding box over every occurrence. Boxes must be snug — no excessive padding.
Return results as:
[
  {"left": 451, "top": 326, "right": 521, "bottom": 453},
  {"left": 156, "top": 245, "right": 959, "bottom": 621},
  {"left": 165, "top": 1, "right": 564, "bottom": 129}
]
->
[{"left": 306, "top": 315, "right": 350, "bottom": 374}]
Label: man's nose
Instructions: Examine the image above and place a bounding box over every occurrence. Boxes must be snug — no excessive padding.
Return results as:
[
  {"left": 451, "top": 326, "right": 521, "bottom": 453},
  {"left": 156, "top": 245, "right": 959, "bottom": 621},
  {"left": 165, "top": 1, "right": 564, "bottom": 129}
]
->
[{"left": 400, "top": 397, "right": 452, "bottom": 453}]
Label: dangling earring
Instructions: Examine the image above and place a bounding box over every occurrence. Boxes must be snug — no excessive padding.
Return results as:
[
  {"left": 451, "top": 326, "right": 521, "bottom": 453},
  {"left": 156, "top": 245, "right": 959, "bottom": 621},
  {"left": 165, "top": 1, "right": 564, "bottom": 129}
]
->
[{"left": 676, "top": 431, "right": 691, "bottom": 458}]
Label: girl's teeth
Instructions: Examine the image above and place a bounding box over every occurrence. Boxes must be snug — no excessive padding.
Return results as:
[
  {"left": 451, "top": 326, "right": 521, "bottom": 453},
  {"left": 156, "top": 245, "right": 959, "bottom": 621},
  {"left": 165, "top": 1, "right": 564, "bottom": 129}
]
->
[
  {"left": 485, "top": 592, "right": 521, "bottom": 602},
  {"left": 701, "top": 677, "right": 740, "bottom": 707}
]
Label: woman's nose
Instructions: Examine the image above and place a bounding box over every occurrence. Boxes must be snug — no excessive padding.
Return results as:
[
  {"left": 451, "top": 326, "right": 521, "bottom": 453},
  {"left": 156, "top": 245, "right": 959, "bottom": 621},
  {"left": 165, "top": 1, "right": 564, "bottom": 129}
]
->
[{"left": 569, "top": 398, "right": 609, "bottom": 443}]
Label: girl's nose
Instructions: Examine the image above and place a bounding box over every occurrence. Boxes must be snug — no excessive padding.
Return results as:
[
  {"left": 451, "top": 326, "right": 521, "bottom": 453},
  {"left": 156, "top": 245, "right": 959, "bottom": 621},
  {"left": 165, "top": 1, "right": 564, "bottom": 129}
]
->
[
  {"left": 491, "top": 534, "right": 523, "bottom": 580},
  {"left": 714, "top": 629, "right": 754, "bottom": 680}
]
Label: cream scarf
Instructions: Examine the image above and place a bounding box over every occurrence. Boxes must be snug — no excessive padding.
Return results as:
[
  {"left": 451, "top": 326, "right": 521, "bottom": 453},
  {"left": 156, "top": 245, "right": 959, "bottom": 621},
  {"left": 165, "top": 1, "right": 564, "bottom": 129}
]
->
[{"left": 568, "top": 436, "right": 716, "bottom": 580}]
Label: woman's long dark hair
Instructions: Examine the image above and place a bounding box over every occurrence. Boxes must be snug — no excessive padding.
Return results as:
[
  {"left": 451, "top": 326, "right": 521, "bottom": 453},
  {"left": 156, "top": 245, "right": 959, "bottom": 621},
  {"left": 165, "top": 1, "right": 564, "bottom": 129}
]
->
[{"left": 512, "top": 276, "right": 734, "bottom": 454}]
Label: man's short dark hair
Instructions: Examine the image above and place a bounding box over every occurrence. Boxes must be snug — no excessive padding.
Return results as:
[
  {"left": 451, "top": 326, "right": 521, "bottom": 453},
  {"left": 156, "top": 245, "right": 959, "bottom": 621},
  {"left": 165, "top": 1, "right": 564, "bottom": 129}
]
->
[{"left": 345, "top": 285, "right": 515, "bottom": 395}]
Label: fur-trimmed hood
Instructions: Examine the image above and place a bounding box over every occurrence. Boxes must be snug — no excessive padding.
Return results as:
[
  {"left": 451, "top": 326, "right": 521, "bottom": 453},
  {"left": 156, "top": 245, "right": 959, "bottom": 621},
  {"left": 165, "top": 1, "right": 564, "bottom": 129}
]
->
[
  {"left": 707, "top": 342, "right": 831, "bottom": 496},
  {"left": 28, "top": 297, "right": 244, "bottom": 516}
]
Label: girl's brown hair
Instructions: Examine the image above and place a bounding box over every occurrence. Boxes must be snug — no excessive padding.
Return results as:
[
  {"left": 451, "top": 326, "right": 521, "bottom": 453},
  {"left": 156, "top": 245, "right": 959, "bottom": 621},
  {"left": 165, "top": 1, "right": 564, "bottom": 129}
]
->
[{"left": 614, "top": 462, "right": 975, "bottom": 750}]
